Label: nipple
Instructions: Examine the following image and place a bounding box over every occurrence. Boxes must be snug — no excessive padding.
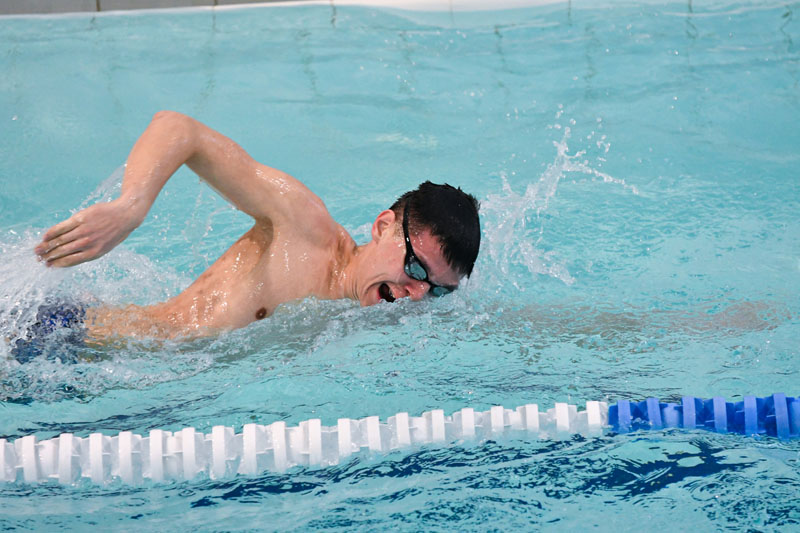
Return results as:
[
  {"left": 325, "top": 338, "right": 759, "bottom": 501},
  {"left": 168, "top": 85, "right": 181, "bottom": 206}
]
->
[{"left": 255, "top": 307, "right": 267, "bottom": 320}]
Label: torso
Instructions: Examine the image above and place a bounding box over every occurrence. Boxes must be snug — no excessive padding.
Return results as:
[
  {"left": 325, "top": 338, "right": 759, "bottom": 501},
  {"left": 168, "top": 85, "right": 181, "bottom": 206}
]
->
[{"left": 86, "top": 211, "right": 355, "bottom": 340}]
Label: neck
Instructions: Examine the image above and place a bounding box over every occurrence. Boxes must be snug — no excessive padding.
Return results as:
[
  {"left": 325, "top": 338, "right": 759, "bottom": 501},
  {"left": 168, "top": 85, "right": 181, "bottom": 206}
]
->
[{"left": 326, "top": 238, "right": 365, "bottom": 302}]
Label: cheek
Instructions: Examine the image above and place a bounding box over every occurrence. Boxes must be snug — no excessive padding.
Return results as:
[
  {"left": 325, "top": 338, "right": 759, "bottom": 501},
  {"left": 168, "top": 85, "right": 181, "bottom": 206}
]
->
[{"left": 378, "top": 246, "right": 405, "bottom": 274}]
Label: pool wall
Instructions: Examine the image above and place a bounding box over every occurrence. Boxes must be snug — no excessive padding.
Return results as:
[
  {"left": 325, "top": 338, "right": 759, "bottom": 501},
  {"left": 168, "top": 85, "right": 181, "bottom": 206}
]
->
[{"left": 1, "top": 0, "right": 563, "bottom": 16}]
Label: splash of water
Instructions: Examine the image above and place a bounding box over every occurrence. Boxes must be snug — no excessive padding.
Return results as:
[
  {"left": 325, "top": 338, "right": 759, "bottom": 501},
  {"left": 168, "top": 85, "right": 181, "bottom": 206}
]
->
[
  {"left": 0, "top": 231, "right": 69, "bottom": 347},
  {"left": 0, "top": 164, "right": 186, "bottom": 345},
  {"left": 0, "top": 167, "right": 195, "bottom": 402},
  {"left": 480, "top": 123, "right": 638, "bottom": 289},
  {"left": 77, "top": 165, "right": 124, "bottom": 209}
]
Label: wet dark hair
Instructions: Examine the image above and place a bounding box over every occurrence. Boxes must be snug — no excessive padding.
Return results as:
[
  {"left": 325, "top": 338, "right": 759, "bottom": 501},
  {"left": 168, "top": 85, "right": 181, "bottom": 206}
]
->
[{"left": 390, "top": 181, "right": 481, "bottom": 278}]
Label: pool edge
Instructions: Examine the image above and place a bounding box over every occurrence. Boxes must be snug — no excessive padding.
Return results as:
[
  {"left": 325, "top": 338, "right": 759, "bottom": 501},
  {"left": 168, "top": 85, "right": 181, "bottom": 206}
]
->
[{"left": 0, "top": 0, "right": 567, "bottom": 18}]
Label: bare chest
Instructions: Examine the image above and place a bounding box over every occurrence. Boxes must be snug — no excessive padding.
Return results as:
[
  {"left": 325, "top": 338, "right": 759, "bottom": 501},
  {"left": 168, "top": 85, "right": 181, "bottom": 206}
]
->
[{"left": 145, "top": 225, "right": 337, "bottom": 333}]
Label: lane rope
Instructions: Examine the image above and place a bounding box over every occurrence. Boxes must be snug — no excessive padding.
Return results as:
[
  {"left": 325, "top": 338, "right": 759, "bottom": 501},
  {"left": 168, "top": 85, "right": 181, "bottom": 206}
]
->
[{"left": 1, "top": 394, "right": 796, "bottom": 485}]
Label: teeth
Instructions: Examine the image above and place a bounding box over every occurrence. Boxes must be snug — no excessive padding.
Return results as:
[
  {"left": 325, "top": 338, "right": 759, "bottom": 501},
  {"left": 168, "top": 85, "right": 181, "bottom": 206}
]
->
[{"left": 379, "top": 283, "right": 396, "bottom": 303}]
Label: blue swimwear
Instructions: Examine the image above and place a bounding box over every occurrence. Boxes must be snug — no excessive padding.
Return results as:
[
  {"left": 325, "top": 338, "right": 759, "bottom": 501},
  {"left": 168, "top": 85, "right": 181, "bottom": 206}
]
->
[{"left": 11, "top": 300, "right": 87, "bottom": 364}]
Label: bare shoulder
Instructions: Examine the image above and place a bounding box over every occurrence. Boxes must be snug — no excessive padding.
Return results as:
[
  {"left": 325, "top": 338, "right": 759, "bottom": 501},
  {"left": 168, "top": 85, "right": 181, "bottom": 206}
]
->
[{"left": 259, "top": 167, "right": 340, "bottom": 243}]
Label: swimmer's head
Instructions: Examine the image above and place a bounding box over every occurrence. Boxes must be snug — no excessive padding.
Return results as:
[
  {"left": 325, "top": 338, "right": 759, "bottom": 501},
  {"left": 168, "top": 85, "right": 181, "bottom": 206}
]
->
[{"left": 390, "top": 181, "right": 481, "bottom": 279}]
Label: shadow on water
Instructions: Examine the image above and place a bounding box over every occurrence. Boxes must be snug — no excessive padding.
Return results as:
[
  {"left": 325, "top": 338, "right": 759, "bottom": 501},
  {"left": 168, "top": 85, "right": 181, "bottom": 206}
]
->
[
  {"left": 190, "top": 435, "right": 749, "bottom": 503},
  {"left": 169, "top": 434, "right": 799, "bottom": 529},
  {"left": 0, "top": 430, "right": 797, "bottom": 529}
]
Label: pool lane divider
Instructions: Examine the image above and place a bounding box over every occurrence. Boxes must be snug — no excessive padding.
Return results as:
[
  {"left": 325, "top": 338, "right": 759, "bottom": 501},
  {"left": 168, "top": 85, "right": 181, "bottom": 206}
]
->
[
  {"left": 609, "top": 393, "right": 799, "bottom": 439},
  {"left": 1, "top": 394, "right": 797, "bottom": 485}
]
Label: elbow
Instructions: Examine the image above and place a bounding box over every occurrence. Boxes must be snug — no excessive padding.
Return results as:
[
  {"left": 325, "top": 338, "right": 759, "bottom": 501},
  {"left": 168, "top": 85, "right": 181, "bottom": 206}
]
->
[
  {"left": 151, "top": 110, "right": 188, "bottom": 126},
  {"left": 149, "top": 110, "right": 194, "bottom": 146}
]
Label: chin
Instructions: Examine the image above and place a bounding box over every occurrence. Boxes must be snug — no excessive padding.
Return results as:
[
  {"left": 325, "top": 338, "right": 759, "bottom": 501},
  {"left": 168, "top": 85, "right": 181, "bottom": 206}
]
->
[
  {"left": 360, "top": 287, "right": 379, "bottom": 307},
  {"left": 363, "top": 283, "right": 389, "bottom": 307}
]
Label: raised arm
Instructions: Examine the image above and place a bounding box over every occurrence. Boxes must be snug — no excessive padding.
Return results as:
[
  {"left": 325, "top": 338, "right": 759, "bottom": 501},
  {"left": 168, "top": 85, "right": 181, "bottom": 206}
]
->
[{"left": 36, "top": 111, "right": 320, "bottom": 267}]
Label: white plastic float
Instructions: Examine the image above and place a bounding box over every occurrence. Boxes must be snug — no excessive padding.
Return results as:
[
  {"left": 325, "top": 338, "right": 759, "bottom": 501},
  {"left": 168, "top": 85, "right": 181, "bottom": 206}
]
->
[{"left": 0, "top": 401, "right": 607, "bottom": 485}]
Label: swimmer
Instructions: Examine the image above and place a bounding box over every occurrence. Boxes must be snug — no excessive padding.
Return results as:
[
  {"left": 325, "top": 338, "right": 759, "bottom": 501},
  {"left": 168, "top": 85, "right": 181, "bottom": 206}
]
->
[{"left": 32, "top": 111, "right": 481, "bottom": 342}]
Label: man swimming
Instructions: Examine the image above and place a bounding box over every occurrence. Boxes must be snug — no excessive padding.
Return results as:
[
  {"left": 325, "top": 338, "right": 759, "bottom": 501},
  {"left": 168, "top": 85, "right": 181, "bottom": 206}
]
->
[{"left": 31, "top": 111, "right": 481, "bottom": 342}]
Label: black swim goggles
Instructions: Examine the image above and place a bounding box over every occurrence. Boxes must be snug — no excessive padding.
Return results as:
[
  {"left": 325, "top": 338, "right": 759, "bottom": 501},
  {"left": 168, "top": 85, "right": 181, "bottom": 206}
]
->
[{"left": 402, "top": 203, "right": 457, "bottom": 297}]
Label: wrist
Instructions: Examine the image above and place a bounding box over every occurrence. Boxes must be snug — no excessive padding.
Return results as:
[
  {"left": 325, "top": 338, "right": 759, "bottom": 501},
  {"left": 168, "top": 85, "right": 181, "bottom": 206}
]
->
[{"left": 115, "top": 195, "right": 148, "bottom": 228}]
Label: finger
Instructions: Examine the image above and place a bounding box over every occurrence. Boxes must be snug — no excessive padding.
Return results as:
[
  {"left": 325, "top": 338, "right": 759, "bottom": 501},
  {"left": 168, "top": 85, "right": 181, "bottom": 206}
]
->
[
  {"left": 45, "top": 249, "right": 94, "bottom": 268},
  {"left": 36, "top": 231, "right": 82, "bottom": 256},
  {"left": 42, "top": 216, "right": 81, "bottom": 242},
  {"left": 42, "top": 238, "right": 90, "bottom": 263}
]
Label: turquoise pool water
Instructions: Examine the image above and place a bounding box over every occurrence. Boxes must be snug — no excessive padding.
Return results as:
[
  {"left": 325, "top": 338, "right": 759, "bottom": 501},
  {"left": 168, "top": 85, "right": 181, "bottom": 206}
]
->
[{"left": 1, "top": 1, "right": 799, "bottom": 529}]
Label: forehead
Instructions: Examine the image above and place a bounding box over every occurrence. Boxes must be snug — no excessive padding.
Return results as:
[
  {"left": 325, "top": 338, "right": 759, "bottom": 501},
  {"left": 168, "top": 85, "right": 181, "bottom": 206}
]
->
[{"left": 410, "top": 230, "right": 462, "bottom": 287}]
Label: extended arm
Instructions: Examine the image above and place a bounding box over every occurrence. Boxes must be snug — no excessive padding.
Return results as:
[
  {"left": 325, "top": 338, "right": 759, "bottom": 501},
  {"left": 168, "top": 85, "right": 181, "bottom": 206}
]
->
[{"left": 36, "top": 111, "right": 321, "bottom": 267}]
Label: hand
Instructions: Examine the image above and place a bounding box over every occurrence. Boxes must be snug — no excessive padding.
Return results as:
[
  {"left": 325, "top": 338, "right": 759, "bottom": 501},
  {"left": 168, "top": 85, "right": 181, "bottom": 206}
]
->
[{"left": 35, "top": 199, "right": 143, "bottom": 267}]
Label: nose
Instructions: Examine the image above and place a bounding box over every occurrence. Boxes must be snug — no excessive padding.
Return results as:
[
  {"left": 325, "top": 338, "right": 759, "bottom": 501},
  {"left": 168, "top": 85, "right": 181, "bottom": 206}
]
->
[{"left": 405, "top": 280, "right": 429, "bottom": 301}]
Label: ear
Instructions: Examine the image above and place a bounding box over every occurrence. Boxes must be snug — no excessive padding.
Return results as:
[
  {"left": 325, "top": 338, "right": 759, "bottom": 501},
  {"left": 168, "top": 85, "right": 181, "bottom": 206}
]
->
[{"left": 371, "top": 209, "right": 397, "bottom": 242}]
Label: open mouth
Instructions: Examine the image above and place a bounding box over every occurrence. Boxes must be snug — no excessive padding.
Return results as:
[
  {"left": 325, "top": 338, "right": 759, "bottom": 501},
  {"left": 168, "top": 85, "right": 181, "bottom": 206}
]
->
[{"left": 378, "top": 283, "right": 396, "bottom": 303}]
